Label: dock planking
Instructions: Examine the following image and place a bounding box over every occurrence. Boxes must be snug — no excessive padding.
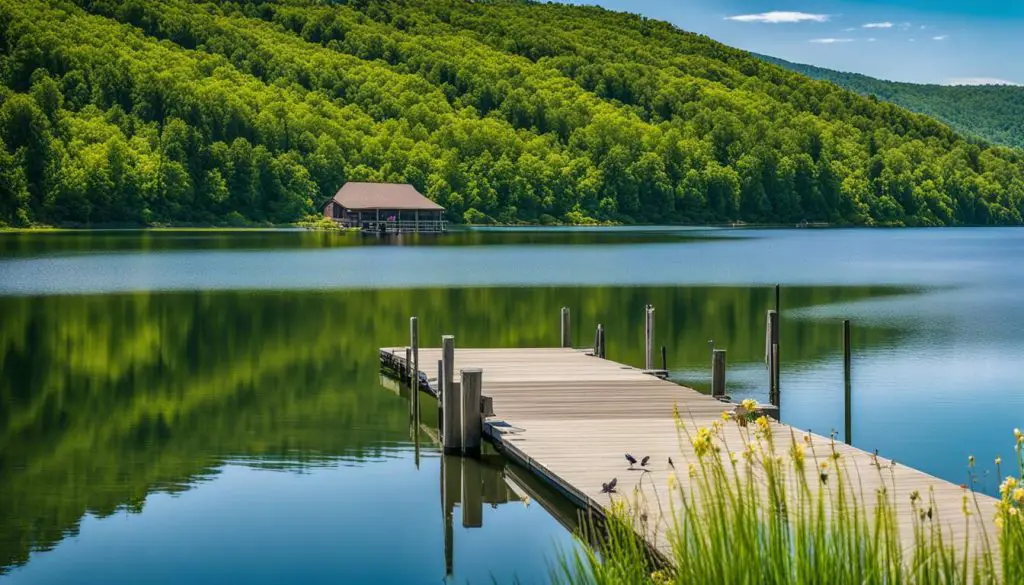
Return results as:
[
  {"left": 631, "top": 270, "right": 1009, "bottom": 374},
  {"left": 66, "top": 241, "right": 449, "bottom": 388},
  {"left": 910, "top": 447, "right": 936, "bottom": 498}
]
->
[{"left": 380, "top": 346, "right": 999, "bottom": 561}]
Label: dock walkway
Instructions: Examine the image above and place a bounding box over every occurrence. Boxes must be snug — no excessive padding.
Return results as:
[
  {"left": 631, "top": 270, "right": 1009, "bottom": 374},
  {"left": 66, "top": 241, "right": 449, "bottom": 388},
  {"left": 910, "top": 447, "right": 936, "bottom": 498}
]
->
[{"left": 380, "top": 346, "right": 998, "bottom": 560}]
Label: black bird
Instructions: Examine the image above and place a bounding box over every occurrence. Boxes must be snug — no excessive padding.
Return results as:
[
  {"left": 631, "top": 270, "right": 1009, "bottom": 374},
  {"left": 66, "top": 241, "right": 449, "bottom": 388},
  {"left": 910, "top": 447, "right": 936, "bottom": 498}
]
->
[
  {"left": 640, "top": 455, "right": 651, "bottom": 469},
  {"left": 625, "top": 453, "right": 637, "bottom": 469},
  {"left": 601, "top": 478, "right": 618, "bottom": 493},
  {"left": 668, "top": 457, "right": 675, "bottom": 469}
]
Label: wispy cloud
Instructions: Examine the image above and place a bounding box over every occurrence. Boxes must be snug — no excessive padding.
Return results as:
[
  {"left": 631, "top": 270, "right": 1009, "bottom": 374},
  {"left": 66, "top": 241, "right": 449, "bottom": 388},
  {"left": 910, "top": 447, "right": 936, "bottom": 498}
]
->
[
  {"left": 868, "top": 38, "right": 877, "bottom": 42},
  {"left": 946, "top": 77, "right": 1021, "bottom": 86},
  {"left": 726, "top": 11, "right": 829, "bottom": 24},
  {"left": 862, "top": 22, "right": 893, "bottom": 28},
  {"left": 843, "top": 27, "right": 856, "bottom": 32},
  {"left": 809, "top": 38, "right": 854, "bottom": 44},
  {"left": 899, "top": 22, "right": 912, "bottom": 30},
  {"left": 933, "top": 35, "right": 949, "bottom": 41}
]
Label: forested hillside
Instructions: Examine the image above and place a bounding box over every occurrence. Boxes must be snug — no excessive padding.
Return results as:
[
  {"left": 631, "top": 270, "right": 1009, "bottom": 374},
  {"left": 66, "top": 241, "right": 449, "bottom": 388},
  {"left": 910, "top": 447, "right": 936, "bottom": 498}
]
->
[
  {"left": 757, "top": 53, "right": 1024, "bottom": 150},
  {"left": 0, "top": 0, "right": 1022, "bottom": 227}
]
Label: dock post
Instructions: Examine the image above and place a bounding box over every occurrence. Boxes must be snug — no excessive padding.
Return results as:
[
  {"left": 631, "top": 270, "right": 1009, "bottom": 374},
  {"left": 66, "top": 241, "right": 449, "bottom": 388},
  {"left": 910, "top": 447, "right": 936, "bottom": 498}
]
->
[
  {"left": 461, "top": 368, "right": 483, "bottom": 457},
  {"left": 410, "top": 317, "right": 419, "bottom": 396},
  {"left": 644, "top": 305, "right": 654, "bottom": 370},
  {"left": 661, "top": 345, "right": 667, "bottom": 372},
  {"left": 597, "top": 324, "right": 605, "bottom": 358},
  {"left": 712, "top": 349, "right": 727, "bottom": 398},
  {"left": 843, "top": 319, "right": 852, "bottom": 445},
  {"left": 437, "top": 359, "right": 444, "bottom": 433},
  {"left": 442, "top": 336, "right": 462, "bottom": 453},
  {"left": 767, "top": 310, "right": 779, "bottom": 405},
  {"left": 774, "top": 284, "right": 781, "bottom": 408},
  {"left": 560, "top": 307, "right": 571, "bottom": 348}
]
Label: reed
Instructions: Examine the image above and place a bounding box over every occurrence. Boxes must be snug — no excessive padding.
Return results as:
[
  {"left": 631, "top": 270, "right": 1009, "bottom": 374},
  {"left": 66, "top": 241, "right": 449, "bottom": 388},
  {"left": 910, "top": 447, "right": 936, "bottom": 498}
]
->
[{"left": 553, "top": 407, "right": 1023, "bottom": 585}]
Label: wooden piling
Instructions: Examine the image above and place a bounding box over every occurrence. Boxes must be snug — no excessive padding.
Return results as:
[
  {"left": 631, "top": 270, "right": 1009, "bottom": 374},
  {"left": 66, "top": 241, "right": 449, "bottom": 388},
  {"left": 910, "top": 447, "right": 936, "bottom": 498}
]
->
[
  {"left": 597, "top": 324, "right": 605, "bottom": 358},
  {"left": 712, "top": 349, "right": 727, "bottom": 398},
  {"left": 767, "top": 309, "right": 779, "bottom": 405},
  {"left": 560, "top": 307, "right": 571, "bottom": 348},
  {"left": 442, "top": 336, "right": 461, "bottom": 453},
  {"left": 461, "top": 457, "right": 483, "bottom": 527},
  {"left": 461, "top": 368, "right": 483, "bottom": 457},
  {"left": 661, "top": 345, "right": 667, "bottom": 372},
  {"left": 410, "top": 317, "right": 419, "bottom": 397},
  {"left": 644, "top": 305, "right": 654, "bottom": 371},
  {"left": 844, "top": 319, "right": 852, "bottom": 445},
  {"left": 405, "top": 347, "right": 412, "bottom": 387},
  {"left": 774, "top": 284, "right": 781, "bottom": 407},
  {"left": 437, "top": 358, "right": 444, "bottom": 434}
]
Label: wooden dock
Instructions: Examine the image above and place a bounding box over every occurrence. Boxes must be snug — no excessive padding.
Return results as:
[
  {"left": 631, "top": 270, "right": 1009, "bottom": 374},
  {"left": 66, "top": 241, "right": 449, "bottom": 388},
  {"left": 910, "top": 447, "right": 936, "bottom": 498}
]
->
[{"left": 380, "top": 345, "right": 999, "bottom": 561}]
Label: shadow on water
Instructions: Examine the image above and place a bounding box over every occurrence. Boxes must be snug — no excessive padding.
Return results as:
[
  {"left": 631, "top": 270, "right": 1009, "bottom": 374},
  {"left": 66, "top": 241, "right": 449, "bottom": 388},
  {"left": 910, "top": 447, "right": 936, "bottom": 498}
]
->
[
  {"left": 0, "top": 284, "right": 911, "bottom": 575},
  {"left": 0, "top": 227, "right": 738, "bottom": 257}
]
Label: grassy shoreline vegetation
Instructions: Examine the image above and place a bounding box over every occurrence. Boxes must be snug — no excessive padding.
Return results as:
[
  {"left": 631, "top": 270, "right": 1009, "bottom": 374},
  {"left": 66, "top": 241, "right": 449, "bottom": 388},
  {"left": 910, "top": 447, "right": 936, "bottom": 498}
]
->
[
  {"left": 554, "top": 407, "right": 1024, "bottom": 585},
  {"left": 1, "top": 0, "right": 1024, "bottom": 229}
]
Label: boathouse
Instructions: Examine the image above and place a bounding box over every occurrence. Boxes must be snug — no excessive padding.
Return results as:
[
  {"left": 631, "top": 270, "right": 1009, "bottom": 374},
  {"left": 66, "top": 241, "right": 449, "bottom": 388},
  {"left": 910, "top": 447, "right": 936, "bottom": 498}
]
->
[{"left": 322, "top": 182, "right": 446, "bottom": 233}]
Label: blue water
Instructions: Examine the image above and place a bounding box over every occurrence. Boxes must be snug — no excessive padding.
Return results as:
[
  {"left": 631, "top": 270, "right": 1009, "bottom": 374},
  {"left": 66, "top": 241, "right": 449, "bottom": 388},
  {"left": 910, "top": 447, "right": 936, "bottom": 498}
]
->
[{"left": 1, "top": 227, "right": 1022, "bottom": 583}]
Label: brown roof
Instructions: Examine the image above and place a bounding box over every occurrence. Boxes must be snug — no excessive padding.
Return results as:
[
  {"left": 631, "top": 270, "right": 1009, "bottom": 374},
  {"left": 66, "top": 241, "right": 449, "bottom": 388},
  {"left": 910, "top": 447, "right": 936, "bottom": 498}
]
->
[{"left": 328, "top": 182, "right": 443, "bottom": 211}]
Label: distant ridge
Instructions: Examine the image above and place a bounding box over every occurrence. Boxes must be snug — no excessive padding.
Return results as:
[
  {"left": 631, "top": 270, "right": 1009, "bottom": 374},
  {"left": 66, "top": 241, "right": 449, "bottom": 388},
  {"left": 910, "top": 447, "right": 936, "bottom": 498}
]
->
[{"left": 755, "top": 53, "right": 1024, "bottom": 149}]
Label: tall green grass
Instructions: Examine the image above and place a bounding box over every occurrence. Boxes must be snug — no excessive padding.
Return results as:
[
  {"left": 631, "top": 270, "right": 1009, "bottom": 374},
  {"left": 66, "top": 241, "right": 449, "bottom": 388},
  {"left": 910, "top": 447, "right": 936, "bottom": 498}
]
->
[{"left": 553, "top": 407, "right": 1023, "bottom": 585}]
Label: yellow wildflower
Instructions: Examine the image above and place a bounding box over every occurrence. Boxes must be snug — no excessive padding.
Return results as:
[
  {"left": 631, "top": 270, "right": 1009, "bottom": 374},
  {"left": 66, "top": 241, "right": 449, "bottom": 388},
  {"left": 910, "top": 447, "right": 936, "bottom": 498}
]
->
[
  {"left": 996, "top": 516, "right": 1004, "bottom": 530},
  {"left": 711, "top": 420, "right": 724, "bottom": 433},
  {"left": 820, "top": 460, "right": 829, "bottom": 470},
  {"left": 995, "top": 456, "right": 1002, "bottom": 466},
  {"left": 790, "top": 442, "right": 806, "bottom": 469},
  {"left": 1015, "top": 487, "right": 1024, "bottom": 505},
  {"left": 688, "top": 463, "right": 697, "bottom": 478},
  {"left": 803, "top": 433, "right": 812, "bottom": 444},
  {"left": 1001, "top": 476, "right": 1019, "bottom": 498},
  {"left": 741, "top": 398, "right": 757, "bottom": 412},
  {"left": 721, "top": 411, "right": 732, "bottom": 421},
  {"left": 755, "top": 416, "right": 771, "bottom": 434},
  {"left": 1011, "top": 508, "right": 1020, "bottom": 517},
  {"left": 744, "top": 441, "right": 757, "bottom": 460},
  {"left": 693, "top": 427, "right": 714, "bottom": 457},
  {"left": 968, "top": 455, "right": 975, "bottom": 468},
  {"left": 668, "top": 473, "right": 677, "bottom": 491},
  {"left": 730, "top": 451, "right": 739, "bottom": 465},
  {"left": 962, "top": 494, "right": 972, "bottom": 516},
  {"left": 1015, "top": 428, "right": 1023, "bottom": 445}
]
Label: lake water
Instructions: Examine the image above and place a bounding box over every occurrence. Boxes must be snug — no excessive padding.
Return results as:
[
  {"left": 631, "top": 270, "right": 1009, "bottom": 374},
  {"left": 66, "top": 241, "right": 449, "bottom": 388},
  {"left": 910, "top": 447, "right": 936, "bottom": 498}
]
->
[{"left": 1, "top": 227, "right": 1022, "bottom": 584}]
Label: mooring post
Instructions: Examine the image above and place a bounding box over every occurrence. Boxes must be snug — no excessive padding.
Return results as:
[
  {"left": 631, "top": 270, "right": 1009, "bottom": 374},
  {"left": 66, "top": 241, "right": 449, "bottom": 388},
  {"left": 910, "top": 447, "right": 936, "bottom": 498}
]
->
[
  {"left": 597, "top": 324, "right": 605, "bottom": 358},
  {"left": 437, "top": 359, "right": 444, "bottom": 433},
  {"left": 661, "top": 345, "right": 667, "bottom": 372},
  {"left": 410, "top": 317, "right": 419, "bottom": 392},
  {"left": 644, "top": 305, "right": 654, "bottom": 370},
  {"left": 774, "top": 284, "right": 781, "bottom": 408},
  {"left": 712, "top": 349, "right": 727, "bottom": 398},
  {"left": 405, "top": 347, "right": 412, "bottom": 386},
  {"left": 461, "top": 368, "right": 483, "bottom": 457},
  {"left": 560, "top": 307, "right": 571, "bottom": 348},
  {"left": 767, "top": 310, "right": 779, "bottom": 405},
  {"left": 844, "top": 319, "right": 852, "bottom": 445},
  {"left": 442, "top": 336, "right": 461, "bottom": 453}
]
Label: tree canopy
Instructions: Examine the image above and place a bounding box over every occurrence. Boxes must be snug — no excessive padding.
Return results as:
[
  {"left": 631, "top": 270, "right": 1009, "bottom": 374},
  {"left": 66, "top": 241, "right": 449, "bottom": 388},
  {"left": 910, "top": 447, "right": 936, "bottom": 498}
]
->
[
  {"left": 757, "top": 53, "right": 1024, "bottom": 151},
  {"left": 0, "top": 0, "right": 1022, "bottom": 227}
]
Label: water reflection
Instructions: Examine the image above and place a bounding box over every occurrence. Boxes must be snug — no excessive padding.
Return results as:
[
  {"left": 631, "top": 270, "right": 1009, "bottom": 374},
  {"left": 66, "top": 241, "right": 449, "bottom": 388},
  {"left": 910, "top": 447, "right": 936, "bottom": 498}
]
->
[{"left": 0, "top": 284, "right": 912, "bottom": 576}]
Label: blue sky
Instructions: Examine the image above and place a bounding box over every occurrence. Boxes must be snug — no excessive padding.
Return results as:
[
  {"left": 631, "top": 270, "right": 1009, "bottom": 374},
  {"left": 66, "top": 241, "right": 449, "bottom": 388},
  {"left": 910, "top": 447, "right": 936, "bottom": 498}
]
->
[{"left": 567, "top": 0, "right": 1024, "bottom": 85}]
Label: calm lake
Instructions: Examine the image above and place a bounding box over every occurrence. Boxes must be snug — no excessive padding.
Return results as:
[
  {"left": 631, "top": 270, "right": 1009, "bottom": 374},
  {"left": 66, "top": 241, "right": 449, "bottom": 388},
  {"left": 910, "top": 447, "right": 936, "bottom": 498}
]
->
[{"left": 1, "top": 227, "right": 1022, "bottom": 584}]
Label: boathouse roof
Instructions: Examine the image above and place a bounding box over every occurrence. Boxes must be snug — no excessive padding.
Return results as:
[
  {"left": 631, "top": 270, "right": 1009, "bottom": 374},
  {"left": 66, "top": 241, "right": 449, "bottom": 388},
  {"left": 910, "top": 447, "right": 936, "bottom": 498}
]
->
[{"left": 328, "top": 182, "right": 444, "bottom": 211}]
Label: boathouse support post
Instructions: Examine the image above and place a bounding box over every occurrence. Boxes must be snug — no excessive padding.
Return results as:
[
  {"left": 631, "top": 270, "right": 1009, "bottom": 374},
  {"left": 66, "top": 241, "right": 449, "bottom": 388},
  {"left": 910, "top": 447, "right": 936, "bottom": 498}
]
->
[
  {"left": 712, "top": 349, "right": 727, "bottom": 398},
  {"left": 844, "top": 319, "right": 852, "bottom": 445},
  {"left": 461, "top": 368, "right": 483, "bottom": 457},
  {"left": 560, "top": 307, "right": 571, "bottom": 348}
]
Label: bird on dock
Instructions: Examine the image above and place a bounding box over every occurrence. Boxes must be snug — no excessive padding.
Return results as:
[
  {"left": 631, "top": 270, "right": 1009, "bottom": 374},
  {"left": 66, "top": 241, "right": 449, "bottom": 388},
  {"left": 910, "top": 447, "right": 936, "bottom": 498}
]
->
[
  {"left": 625, "top": 453, "right": 637, "bottom": 469},
  {"left": 601, "top": 478, "right": 618, "bottom": 494},
  {"left": 640, "top": 455, "right": 651, "bottom": 469},
  {"left": 668, "top": 456, "right": 675, "bottom": 469}
]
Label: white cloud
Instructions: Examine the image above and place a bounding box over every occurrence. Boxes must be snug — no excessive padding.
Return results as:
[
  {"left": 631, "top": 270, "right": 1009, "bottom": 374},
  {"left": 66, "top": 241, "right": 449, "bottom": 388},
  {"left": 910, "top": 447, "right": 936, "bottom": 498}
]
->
[
  {"left": 809, "top": 38, "right": 854, "bottom": 44},
  {"left": 920, "top": 25, "right": 927, "bottom": 30},
  {"left": 933, "top": 35, "right": 949, "bottom": 41},
  {"left": 868, "top": 38, "right": 877, "bottom": 42},
  {"left": 862, "top": 22, "right": 893, "bottom": 28},
  {"left": 908, "top": 38, "right": 916, "bottom": 42},
  {"left": 726, "top": 11, "right": 829, "bottom": 23},
  {"left": 946, "top": 77, "right": 1021, "bottom": 86}
]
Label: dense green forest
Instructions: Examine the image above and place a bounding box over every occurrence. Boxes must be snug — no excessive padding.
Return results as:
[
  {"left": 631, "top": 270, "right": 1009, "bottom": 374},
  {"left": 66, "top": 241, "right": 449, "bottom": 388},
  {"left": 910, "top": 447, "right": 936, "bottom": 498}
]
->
[
  {"left": 0, "top": 0, "right": 1023, "bottom": 227},
  {"left": 757, "top": 53, "right": 1024, "bottom": 150}
]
